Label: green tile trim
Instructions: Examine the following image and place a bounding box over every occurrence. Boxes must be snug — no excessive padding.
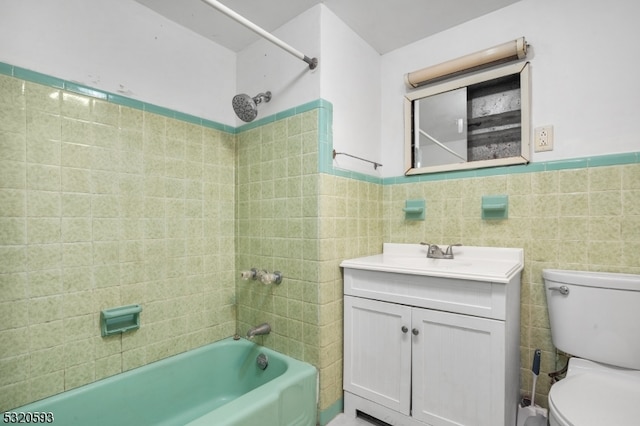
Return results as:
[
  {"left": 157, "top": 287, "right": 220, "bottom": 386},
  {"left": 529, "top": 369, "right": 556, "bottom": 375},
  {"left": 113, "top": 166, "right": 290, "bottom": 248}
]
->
[
  {"left": 106, "top": 93, "right": 144, "bottom": 110},
  {"left": 318, "top": 397, "right": 343, "bottom": 426},
  {"left": 234, "top": 114, "right": 274, "bottom": 132},
  {"left": 143, "top": 102, "right": 175, "bottom": 118},
  {"left": 318, "top": 105, "right": 334, "bottom": 175},
  {"left": 64, "top": 82, "right": 108, "bottom": 100},
  {"left": 586, "top": 152, "right": 638, "bottom": 167},
  {"left": 330, "top": 167, "right": 383, "bottom": 183},
  {"left": 2, "top": 61, "right": 637, "bottom": 182},
  {"left": 201, "top": 118, "right": 230, "bottom": 132},
  {"left": 233, "top": 99, "right": 327, "bottom": 134},
  {"left": 173, "top": 110, "right": 203, "bottom": 126},
  {"left": 544, "top": 157, "right": 589, "bottom": 171},
  {"left": 383, "top": 152, "right": 639, "bottom": 185},
  {"left": 12, "top": 66, "right": 65, "bottom": 89},
  {"left": 0, "top": 61, "right": 233, "bottom": 133},
  {"left": 0, "top": 62, "right": 12, "bottom": 75}
]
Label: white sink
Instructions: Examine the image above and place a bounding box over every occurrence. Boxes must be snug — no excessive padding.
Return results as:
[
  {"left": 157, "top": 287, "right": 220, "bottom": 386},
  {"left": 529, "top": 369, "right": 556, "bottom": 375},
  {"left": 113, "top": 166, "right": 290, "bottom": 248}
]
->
[
  {"left": 340, "top": 243, "right": 523, "bottom": 283},
  {"left": 384, "top": 257, "right": 473, "bottom": 270}
]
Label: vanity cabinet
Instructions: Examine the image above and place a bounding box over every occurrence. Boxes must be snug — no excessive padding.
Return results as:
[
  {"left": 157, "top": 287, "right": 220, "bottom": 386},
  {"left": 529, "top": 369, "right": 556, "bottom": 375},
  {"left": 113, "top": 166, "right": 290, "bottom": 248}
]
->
[{"left": 341, "top": 244, "right": 523, "bottom": 426}]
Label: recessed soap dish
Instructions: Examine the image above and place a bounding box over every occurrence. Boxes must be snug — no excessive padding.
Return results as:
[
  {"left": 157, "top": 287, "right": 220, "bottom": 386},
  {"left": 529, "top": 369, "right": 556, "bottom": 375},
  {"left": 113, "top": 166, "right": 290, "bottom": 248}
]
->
[
  {"left": 403, "top": 199, "right": 425, "bottom": 221},
  {"left": 482, "top": 195, "right": 509, "bottom": 220},
  {"left": 100, "top": 304, "right": 142, "bottom": 337}
]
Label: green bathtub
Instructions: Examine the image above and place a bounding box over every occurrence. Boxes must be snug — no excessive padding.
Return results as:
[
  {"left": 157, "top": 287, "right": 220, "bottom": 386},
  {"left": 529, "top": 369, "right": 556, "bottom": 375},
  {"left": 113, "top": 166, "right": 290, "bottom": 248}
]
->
[{"left": 13, "top": 337, "right": 317, "bottom": 426}]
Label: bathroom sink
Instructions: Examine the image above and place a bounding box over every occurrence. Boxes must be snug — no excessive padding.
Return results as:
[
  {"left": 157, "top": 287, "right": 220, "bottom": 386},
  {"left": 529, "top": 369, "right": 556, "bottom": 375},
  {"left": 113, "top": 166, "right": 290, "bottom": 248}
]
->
[{"left": 340, "top": 243, "right": 523, "bottom": 283}]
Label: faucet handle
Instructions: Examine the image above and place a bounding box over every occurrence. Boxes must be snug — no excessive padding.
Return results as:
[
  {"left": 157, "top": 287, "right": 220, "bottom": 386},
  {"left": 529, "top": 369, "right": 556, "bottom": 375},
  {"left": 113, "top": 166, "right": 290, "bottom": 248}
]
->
[
  {"left": 420, "top": 242, "right": 434, "bottom": 258},
  {"left": 445, "top": 243, "right": 462, "bottom": 254}
]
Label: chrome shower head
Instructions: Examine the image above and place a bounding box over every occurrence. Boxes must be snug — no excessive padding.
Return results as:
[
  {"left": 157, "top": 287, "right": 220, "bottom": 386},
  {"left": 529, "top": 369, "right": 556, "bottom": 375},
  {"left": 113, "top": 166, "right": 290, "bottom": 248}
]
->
[{"left": 232, "top": 91, "right": 272, "bottom": 122}]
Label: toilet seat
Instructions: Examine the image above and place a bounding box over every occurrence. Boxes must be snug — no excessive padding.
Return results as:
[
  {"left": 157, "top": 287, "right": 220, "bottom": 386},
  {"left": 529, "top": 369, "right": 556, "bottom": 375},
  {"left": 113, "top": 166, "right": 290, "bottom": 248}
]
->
[{"left": 549, "top": 360, "right": 640, "bottom": 426}]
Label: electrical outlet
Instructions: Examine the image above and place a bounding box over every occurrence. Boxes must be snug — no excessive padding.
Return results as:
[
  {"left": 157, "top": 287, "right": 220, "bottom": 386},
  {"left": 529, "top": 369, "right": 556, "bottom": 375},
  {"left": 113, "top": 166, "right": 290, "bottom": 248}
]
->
[{"left": 534, "top": 125, "right": 554, "bottom": 152}]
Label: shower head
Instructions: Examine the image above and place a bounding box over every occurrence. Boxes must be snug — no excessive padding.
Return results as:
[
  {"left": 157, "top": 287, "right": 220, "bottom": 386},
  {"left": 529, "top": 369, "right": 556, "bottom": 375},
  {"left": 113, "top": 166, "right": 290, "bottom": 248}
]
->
[{"left": 232, "top": 91, "right": 272, "bottom": 122}]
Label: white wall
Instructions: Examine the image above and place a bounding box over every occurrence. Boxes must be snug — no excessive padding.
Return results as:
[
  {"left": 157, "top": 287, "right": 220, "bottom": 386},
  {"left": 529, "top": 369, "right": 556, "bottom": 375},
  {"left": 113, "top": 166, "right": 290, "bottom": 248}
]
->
[
  {"left": 236, "top": 4, "right": 382, "bottom": 176},
  {"left": 319, "top": 6, "right": 382, "bottom": 176},
  {"left": 0, "top": 0, "right": 237, "bottom": 124},
  {"left": 5, "top": 0, "right": 637, "bottom": 177},
  {"left": 380, "top": 0, "right": 640, "bottom": 177},
  {"left": 235, "top": 6, "right": 321, "bottom": 125}
]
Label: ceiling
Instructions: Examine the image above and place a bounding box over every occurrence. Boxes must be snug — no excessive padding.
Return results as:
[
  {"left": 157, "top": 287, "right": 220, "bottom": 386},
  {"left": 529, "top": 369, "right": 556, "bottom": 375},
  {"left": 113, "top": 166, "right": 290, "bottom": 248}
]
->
[{"left": 134, "top": 0, "right": 521, "bottom": 55}]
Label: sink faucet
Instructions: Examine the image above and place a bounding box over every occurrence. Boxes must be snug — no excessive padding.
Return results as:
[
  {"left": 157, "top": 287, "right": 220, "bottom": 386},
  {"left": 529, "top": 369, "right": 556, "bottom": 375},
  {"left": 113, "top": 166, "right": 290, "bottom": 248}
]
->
[
  {"left": 246, "top": 323, "right": 271, "bottom": 339},
  {"left": 420, "top": 243, "right": 462, "bottom": 259}
]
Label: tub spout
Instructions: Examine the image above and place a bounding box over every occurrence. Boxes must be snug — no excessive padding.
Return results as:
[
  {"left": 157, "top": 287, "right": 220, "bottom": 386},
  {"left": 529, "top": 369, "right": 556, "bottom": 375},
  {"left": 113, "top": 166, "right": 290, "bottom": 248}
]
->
[{"left": 246, "top": 323, "right": 271, "bottom": 339}]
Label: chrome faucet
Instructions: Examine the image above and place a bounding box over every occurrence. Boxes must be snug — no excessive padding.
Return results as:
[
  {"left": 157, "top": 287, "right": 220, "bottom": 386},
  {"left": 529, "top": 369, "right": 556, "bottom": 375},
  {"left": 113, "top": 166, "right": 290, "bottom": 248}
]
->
[
  {"left": 246, "top": 323, "right": 271, "bottom": 339},
  {"left": 420, "top": 242, "right": 462, "bottom": 259}
]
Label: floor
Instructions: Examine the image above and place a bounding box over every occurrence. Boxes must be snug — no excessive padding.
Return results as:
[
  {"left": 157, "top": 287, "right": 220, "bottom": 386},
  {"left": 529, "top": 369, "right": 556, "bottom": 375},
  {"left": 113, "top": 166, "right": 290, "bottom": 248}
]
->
[
  {"left": 326, "top": 413, "right": 388, "bottom": 426},
  {"left": 326, "top": 414, "right": 374, "bottom": 425}
]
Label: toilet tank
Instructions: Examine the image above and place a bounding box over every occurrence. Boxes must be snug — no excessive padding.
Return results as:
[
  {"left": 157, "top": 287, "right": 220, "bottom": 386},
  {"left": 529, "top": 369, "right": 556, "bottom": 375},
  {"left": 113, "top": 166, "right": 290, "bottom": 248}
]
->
[{"left": 543, "top": 269, "right": 640, "bottom": 370}]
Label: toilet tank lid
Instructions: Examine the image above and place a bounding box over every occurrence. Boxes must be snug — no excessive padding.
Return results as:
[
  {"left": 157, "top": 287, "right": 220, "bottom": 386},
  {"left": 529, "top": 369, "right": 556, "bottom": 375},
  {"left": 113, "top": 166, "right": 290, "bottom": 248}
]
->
[{"left": 543, "top": 269, "right": 640, "bottom": 291}]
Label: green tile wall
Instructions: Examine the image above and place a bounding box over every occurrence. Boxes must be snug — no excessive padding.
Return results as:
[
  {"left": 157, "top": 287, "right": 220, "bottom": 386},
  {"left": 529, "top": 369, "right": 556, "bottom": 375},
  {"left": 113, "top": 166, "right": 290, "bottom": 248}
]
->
[
  {"left": 235, "top": 111, "right": 321, "bottom": 362},
  {"left": 317, "top": 174, "right": 383, "bottom": 409},
  {"left": 0, "top": 73, "right": 236, "bottom": 410}
]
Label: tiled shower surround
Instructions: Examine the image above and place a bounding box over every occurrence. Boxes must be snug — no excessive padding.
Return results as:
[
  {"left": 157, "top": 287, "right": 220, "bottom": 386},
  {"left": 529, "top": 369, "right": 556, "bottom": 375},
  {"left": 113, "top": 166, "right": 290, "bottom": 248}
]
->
[
  {"left": 235, "top": 116, "right": 383, "bottom": 412},
  {"left": 1, "top": 68, "right": 639, "bottom": 420},
  {"left": 0, "top": 72, "right": 237, "bottom": 410}
]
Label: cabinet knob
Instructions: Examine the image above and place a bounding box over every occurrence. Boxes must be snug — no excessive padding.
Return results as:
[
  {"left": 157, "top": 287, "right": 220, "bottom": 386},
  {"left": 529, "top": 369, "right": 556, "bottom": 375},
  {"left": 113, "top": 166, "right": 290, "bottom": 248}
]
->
[
  {"left": 401, "top": 326, "right": 408, "bottom": 333},
  {"left": 412, "top": 328, "right": 419, "bottom": 336}
]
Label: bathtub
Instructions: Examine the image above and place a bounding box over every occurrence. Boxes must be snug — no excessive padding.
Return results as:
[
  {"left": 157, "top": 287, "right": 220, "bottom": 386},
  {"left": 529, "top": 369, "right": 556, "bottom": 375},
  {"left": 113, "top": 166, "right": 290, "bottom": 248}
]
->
[{"left": 13, "top": 337, "right": 317, "bottom": 426}]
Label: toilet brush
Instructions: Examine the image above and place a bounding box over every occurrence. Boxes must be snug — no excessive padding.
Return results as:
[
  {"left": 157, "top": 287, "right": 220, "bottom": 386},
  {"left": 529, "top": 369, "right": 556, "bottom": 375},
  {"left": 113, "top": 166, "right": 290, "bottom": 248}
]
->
[
  {"left": 530, "top": 348, "right": 540, "bottom": 407},
  {"left": 522, "top": 349, "right": 547, "bottom": 426},
  {"left": 517, "top": 349, "right": 544, "bottom": 426}
]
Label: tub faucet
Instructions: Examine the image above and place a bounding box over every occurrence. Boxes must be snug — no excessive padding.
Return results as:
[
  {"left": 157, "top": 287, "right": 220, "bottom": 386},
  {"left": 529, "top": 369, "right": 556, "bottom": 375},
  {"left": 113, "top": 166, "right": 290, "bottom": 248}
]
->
[
  {"left": 420, "top": 242, "right": 462, "bottom": 259},
  {"left": 246, "top": 323, "right": 271, "bottom": 339}
]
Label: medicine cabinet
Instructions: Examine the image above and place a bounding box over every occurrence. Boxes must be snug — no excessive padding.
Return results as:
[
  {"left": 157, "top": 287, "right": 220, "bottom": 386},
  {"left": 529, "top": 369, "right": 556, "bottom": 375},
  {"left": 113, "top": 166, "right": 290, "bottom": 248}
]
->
[{"left": 404, "top": 61, "right": 531, "bottom": 175}]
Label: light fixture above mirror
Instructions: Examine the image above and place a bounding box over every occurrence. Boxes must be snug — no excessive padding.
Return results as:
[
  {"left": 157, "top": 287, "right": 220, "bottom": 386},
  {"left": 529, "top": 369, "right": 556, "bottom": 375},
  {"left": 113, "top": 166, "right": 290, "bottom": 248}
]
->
[{"left": 405, "top": 37, "right": 528, "bottom": 88}]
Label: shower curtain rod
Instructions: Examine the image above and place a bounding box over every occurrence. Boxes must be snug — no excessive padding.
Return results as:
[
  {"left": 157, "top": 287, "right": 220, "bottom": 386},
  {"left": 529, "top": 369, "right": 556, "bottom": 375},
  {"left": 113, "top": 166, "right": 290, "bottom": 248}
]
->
[{"left": 200, "top": 0, "right": 318, "bottom": 70}]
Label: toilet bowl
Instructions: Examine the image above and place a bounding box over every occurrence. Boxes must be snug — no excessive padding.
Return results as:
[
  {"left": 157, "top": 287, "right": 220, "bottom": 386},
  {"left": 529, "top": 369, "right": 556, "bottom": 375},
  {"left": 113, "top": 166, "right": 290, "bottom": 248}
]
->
[
  {"left": 543, "top": 269, "right": 640, "bottom": 426},
  {"left": 548, "top": 358, "right": 640, "bottom": 426}
]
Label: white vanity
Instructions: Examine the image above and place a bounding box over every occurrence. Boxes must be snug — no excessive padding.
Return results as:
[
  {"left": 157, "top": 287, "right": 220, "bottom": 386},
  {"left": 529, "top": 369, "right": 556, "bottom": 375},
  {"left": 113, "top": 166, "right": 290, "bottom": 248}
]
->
[{"left": 341, "top": 243, "right": 524, "bottom": 426}]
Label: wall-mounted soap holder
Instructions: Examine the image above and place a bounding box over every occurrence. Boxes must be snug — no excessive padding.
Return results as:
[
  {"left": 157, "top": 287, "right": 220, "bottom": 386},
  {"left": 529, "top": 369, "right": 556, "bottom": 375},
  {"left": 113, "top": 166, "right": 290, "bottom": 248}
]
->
[
  {"left": 100, "top": 304, "right": 142, "bottom": 337},
  {"left": 482, "top": 195, "right": 509, "bottom": 220},
  {"left": 403, "top": 199, "right": 425, "bottom": 221}
]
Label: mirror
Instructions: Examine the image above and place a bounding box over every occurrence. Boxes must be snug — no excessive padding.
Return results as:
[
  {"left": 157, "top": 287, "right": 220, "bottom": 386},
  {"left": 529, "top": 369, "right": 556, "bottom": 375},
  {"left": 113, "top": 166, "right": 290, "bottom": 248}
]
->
[{"left": 405, "top": 62, "right": 530, "bottom": 175}]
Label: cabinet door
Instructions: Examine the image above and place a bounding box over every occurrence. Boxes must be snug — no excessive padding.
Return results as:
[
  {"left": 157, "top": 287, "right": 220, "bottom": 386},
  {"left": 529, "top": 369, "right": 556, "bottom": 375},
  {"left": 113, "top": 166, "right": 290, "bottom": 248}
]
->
[
  {"left": 344, "top": 296, "right": 412, "bottom": 415},
  {"left": 411, "top": 308, "right": 505, "bottom": 426}
]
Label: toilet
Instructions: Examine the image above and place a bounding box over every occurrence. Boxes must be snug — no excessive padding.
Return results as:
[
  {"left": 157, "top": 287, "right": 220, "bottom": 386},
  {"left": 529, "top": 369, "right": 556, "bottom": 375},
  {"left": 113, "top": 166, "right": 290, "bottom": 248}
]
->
[{"left": 543, "top": 269, "right": 640, "bottom": 426}]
